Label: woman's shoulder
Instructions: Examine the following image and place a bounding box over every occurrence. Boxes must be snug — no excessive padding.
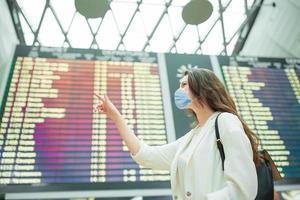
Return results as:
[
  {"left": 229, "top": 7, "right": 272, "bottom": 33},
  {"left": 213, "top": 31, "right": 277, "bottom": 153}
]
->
[
  {"left": 217, "top": 112, "right": 252, "bottom": 146},
  {"left": 217, "top": 112, "right": 242, "bottom": 129},
  {"left": 218, "top": 112, "right": 239, "bottom": 121}
]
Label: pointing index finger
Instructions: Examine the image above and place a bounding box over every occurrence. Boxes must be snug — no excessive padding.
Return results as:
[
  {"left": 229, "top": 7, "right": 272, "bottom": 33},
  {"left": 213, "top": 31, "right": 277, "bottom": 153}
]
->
[{"left": 94, "top": 93, "right": 105, "bottom": 102}]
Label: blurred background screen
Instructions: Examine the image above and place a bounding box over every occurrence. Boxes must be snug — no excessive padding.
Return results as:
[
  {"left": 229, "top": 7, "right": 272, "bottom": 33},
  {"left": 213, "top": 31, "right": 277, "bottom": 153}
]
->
[
  {"left": 0, "top": 46, "right": 300, "bottom": 193},
  {"left": 0, "top": 46, "right": 171, "bottom": 191},
  {"left": 219, "top": 56, "right": 300, "bottom": 179}
]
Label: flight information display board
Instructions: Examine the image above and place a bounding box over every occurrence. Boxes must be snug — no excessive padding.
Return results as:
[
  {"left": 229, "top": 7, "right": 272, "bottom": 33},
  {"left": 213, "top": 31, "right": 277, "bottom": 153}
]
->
[
  {"left": 1, "top": 47, "right": 300, "bottom": 193},
  {"left": 0, "top": 46, "right": 170, "bottom": 190},
  {"left": 220, "top": 56, "right": 300, "bottom": 179}
]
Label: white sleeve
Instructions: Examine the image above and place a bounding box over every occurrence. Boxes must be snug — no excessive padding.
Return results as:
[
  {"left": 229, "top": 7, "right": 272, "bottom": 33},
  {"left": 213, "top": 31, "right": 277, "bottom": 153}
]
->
[
  {"left": 130, "top": 136, "right": 184, "bottom": 171},
  {"left": 206, "top": 112, "right": 258, "bottom": 200}
]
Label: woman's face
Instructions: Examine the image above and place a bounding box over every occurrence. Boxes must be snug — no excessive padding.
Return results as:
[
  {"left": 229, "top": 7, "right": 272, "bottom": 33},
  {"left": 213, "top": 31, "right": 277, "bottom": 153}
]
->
[{"left": 179, "top": 75, "right": 194, "bottom": 108}]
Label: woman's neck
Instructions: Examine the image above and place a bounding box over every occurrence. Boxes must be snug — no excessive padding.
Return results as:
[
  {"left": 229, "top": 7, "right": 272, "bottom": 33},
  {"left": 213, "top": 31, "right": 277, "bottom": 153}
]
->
[{"left": 193, "top": 104, "right": 215, "bottom": 127}]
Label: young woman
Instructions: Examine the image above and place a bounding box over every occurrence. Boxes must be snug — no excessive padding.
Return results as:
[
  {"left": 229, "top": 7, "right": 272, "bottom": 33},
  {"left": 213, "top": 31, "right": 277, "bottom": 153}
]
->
[{"left": 94, "top": 68, "right": 259, "bottom": 200}]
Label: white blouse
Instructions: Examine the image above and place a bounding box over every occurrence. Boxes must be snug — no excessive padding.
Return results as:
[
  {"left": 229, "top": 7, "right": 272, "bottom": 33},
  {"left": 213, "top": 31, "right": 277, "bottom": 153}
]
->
[
  {"left": 177, "top": 126, "right": 202, "bottom": 197},
  {"left": 131, "top": 112, "right": 258, "bottom": 200}
]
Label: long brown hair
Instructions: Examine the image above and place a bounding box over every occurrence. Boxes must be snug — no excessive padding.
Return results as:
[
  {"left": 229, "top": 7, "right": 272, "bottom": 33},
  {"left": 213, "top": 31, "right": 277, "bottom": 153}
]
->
[{"left": 184, "top": 68, "right": 260, "bottom": 166}]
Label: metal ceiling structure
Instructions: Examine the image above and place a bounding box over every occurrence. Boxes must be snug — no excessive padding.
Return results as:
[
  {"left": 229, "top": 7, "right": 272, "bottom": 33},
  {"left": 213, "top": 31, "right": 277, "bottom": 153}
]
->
[{"left": 7, "top": 0, "right": 260, "bottom": 55}]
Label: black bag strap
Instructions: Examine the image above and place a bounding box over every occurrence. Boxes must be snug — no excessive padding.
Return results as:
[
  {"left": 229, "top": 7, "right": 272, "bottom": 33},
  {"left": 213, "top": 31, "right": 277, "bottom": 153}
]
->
[{"left": 215, "top": 112, "right": 225, "bottom": 171}]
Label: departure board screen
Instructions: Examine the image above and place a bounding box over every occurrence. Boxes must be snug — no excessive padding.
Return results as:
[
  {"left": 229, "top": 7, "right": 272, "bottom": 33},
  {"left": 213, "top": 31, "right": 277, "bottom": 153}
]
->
[
  {"left": 220, "top": 57, "right": 300, "bottom": 179},
  {"left": 1, "top": 47, "right": 300, "bottom": 194},
  {"left": 0, "top": 46, "right": 170, "bottom": 190}
]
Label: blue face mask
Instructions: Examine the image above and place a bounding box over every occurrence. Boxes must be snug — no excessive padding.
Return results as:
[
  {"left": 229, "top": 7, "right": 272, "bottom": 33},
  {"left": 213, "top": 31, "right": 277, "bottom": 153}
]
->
[{"left": 174, "top": 88, "right": 191, "bottom": 109}]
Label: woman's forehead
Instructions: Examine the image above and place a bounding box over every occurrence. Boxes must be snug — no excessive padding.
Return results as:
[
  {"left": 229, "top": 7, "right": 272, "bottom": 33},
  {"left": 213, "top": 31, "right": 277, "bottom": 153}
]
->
[{"left": 180, "top": 75, "right": 188, "bottom": 83}]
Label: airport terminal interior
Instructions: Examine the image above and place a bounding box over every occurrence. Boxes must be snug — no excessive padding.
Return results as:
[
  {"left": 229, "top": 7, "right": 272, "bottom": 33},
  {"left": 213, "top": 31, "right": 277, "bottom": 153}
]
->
[{"left": 0, "top": 0, "right": 300, "bottom": 199}]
